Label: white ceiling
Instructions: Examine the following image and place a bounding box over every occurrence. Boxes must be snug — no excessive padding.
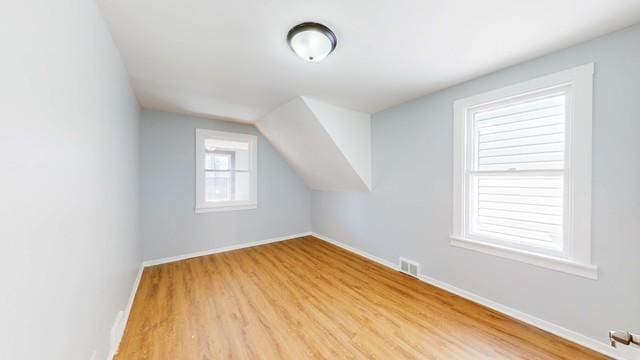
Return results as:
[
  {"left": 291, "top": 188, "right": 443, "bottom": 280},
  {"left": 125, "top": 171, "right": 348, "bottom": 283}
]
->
[{"left": 98, "top": 0, "right": 640, "bottom": 123}]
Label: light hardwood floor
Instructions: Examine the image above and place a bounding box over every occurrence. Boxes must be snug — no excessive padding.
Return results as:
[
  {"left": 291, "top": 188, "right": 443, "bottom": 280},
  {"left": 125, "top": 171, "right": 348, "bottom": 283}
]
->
[{"left": 116, "top": 236, "right": 607, "bottom": 359}]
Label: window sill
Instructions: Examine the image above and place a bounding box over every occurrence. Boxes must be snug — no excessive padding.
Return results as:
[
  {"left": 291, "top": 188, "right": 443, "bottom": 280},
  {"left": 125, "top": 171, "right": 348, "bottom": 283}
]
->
[
  {"left": 449, "top": 236, "right": 598, "bottom": 280},
  {"left": 195, "top": 203, "right": 257, "bottom": 213}
]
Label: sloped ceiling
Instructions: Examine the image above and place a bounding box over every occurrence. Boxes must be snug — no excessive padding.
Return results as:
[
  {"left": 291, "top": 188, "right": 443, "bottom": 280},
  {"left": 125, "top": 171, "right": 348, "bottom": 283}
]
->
[
  {"left": 256, "top": 97, "right": 371, "bottom": 191},
  {"left": 97, "top": 0, "right": 640, "bottom": 123},
  {"left": 96, "top": 0, "right": 640, "bottom": 192}
]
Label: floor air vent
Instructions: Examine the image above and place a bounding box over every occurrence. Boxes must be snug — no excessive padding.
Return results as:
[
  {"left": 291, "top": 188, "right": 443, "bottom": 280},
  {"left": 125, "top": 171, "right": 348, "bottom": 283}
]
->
[{"left": 399, "top": 258, "right": 420, "bottom": 277}]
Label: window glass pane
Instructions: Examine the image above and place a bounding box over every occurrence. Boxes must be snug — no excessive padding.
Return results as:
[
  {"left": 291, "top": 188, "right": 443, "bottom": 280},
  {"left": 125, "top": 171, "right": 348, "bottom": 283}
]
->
[
  {"left": 474, "top": 94, "right": 566, "bottom": 171},
  {"left": 204, "top": 138, "right": 249, "bottom": 171},
  {"left": 205, "top": 171, "right": 251, "bottom": 203},
  {"left": 469, "top": 174, "right": 564, "bottom": 249},
  {"left": 233, "top": 148, "right": 250, "bottom": 171},
  {"left": 205, "top": 153, "right": 231, "bottom": 170},
  {"left": 233, "top": 172, "right": 250, "bottom": 201},
  {"left": 205, "top": 171, "right": 233, "bottom": 202}
]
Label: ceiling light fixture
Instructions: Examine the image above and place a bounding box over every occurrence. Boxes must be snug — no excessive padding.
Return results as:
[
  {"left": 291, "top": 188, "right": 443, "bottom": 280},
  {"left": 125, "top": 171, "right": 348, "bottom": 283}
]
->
[{"left": 287, "top": 22, "right": 337, "bottom": 62}]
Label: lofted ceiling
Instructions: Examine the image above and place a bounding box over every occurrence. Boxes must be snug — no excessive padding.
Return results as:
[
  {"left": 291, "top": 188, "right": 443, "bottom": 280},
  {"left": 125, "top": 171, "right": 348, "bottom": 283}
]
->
[{"left": 98, "top": 0, "right": 640, "bottom": 123}]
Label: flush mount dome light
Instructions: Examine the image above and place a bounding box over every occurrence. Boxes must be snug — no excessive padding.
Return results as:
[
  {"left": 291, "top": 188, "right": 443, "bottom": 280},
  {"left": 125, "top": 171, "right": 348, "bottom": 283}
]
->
[{"left": 287, "top": 22, "right": 337, "bottom": 62}]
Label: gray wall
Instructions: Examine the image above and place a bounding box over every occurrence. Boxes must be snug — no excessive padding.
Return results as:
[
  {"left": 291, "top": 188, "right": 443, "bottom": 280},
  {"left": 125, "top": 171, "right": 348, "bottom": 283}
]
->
[
  {"left": 0, "top": 1, "right": 141, "bottom": 359},
  {"left": 311, "top": 24, "right": 640, "bottom": 346},
  {"left": 140, "top": 110, "right": 311, "bottom": 261}
]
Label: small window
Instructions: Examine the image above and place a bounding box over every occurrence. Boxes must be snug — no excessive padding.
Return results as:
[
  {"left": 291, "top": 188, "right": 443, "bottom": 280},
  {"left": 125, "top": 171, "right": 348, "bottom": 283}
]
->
[
  {"left": 195, "top": 129, "right": 257, "bottom": 212},
  {"left": 451, "top": 64, "right": 597, "bottom": 279}
]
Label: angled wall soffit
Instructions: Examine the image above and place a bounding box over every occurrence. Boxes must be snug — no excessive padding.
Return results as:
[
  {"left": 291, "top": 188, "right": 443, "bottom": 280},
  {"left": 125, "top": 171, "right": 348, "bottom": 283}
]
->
[{"left": 256, "top": 97, "right": 372, "bottom": 192}]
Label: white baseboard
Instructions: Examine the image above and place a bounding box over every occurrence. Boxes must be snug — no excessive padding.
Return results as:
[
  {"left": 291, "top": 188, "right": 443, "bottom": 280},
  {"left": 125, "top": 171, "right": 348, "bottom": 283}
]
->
[
  {"left": 312, "top": 232, "right": 399, "bottom": 270},
  {"left": 106, "top": 232, "right": 311, "bottom": 358},
  {"left": 311, "top": 232, "right": 631, "bottom": 360},
  {"left": 107, "top": 264, "right": 144, "bottom": 360},
  {"left": 143, "top": 232, "right": 312, "bottom": 267}
]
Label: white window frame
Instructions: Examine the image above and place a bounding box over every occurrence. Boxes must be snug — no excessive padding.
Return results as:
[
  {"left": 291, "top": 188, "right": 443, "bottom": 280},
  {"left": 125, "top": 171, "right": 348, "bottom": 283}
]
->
[
  {"left": 451, "top": 63, "right": 597, "bottom": 279},
  {"left": 195, "top": 129, "right": 257, "bottom": 213}
]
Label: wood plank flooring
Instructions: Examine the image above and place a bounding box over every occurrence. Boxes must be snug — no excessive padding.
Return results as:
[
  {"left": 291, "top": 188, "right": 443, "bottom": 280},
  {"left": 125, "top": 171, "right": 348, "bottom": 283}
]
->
[{"left": 116, "top": 236, "right": 607, "bottom": 359}]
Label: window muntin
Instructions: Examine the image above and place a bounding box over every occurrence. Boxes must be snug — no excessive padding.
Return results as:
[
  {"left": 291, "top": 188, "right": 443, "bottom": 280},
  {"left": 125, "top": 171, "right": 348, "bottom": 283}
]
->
[{"left": 195, "top": 129, "right": 257, "bottom": 212}]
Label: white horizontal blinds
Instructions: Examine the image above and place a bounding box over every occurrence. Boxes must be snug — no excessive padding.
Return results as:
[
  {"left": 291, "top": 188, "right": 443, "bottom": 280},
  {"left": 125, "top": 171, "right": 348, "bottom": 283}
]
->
[
  {"left": 469, "top": 91, "right": 567, "bottom": 250},
  {"left": 475, "top": 94, "right": 566, "bottom": 171},
  {"left": 470, "top": 175, "right": 564, "bottom": 246}
]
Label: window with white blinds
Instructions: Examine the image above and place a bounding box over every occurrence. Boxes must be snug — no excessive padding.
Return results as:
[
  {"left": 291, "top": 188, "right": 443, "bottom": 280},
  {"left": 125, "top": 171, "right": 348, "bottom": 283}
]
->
[
  {"left": 451, "top": 64, "right": 597, "bottom": 279},
  {"left": 468, "top": 90, "right": 568, "bottom": 253}
]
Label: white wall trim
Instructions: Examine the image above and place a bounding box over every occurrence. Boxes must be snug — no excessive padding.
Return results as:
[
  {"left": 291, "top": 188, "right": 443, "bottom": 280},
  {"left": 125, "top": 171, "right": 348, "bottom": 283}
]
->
[
  {"left": 311, "top": 232, "right": 398, "bottom": 270},
  {"left": 143, "top": 232, "right": 312, "bottom": 267},
  {"left": 107, "top": 264, "right": 144, "bottom": 360},
  {"left": 194, "top": 203, "right": 257, "bottom": 213},
  {"left": 311, "top": 232, "right": 628, "bottom": 360},
  {"left": 450, "top": 236, "right": 598, "bottom": 279}
]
